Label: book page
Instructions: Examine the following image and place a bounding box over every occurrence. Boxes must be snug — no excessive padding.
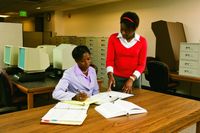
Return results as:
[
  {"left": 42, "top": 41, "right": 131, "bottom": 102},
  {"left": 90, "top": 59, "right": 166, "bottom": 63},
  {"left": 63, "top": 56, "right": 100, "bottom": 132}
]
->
[
  {"left": 95, "top": 102, "right": 126, "bottom": 118},
  {"left": 41, "top": 108, "right": 87, "bottom": 125},
  {"left": 114, "top": 99, "right": 147, "bottom": 115},
  {"left": 62, "top": 98, "right": 98, "bottom": 106},
  {"left": 95, "top": 99, "right": 147, "bottom": 118},
  {"left": 41, "top": 102, "right": 89, "bottom": 125},
  {"left": 107, "top": 91, "right": 134, "bottom": 99},
  {"left": 54, "top": 102, "right": 89, "bottom": 110},
  {"left": 90, "top": 91, "right": 134, "bottom": 105}
]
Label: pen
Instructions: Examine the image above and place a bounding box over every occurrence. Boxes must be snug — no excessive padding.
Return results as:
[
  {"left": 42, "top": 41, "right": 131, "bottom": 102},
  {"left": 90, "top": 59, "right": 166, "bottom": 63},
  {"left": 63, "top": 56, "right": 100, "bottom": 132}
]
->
[
  {"left": 112, "top": 97, "right": 120, "bottom": 103},
  {"left": 76, "top": 90, "right": 88, "bottom": 102}
]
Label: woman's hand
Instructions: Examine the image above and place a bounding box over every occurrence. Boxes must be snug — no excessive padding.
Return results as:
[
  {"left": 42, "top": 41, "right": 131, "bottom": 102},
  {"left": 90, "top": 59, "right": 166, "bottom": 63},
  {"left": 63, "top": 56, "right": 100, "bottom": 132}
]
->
[
  {"left": 107, "top": 72, "right": 115, "bottom": 91},
  {"left": 73, "top": 92, "right": 88, "bottom": 101},
  {"left": 122, "top": 78, "right": 134, "bottom": 93}
]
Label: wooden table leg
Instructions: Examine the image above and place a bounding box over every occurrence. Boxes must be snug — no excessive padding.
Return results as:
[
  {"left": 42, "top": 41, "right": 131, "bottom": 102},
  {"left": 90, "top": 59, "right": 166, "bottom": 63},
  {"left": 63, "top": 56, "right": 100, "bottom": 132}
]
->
[
  {"left": 197, "top": 121, "right": 200, "bottom": 133},
  {"left": 27, "top": 93, "right": 33, "bottom": 110}
]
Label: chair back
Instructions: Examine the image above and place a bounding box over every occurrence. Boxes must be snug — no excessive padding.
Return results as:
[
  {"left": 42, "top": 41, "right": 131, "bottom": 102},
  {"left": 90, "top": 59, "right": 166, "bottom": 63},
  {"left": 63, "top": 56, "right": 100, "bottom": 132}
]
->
[
  {"left": 144, "top": 56, "right": 159, "bottom": 81},
  {"left": 146, "top": 61, "right": 170, "bottom": 91},
  {"left": 0, "top": 70, "right": 12, "bottom": 106}
]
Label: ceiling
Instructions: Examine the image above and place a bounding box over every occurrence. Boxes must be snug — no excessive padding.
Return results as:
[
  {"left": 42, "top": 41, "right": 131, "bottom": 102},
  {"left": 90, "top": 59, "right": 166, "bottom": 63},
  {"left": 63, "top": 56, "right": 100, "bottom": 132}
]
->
[{"left": 0, "top": 0, "right": 122, "bottom": 17}]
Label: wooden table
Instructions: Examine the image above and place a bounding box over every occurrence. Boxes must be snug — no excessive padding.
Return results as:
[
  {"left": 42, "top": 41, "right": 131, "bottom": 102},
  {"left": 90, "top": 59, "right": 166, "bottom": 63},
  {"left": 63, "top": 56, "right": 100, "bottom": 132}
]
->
[
  {"left": 12, "top": 77, "right": 103, "bottom": 110},
  {"left": 170, "top": 72, "right": 200, "bottom": 83},
  {"left": 12, "top": 77, "right": 59, "bottom": 110},
  {"left": 0, "top": 89, "right": 200, "bottom": 133}
]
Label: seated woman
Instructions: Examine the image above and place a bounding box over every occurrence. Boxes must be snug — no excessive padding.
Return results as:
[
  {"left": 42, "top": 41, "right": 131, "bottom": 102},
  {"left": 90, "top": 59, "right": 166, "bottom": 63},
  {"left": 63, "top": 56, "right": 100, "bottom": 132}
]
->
[{"left": 52, "top": 45, "right": 99, "bottom": 101}]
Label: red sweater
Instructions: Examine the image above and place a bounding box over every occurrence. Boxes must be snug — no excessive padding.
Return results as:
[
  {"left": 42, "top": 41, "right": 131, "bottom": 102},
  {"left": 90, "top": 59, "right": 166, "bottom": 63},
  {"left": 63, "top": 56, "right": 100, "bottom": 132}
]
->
[{"left": 106, "top": 33, "right": 147, "bottom": 78}]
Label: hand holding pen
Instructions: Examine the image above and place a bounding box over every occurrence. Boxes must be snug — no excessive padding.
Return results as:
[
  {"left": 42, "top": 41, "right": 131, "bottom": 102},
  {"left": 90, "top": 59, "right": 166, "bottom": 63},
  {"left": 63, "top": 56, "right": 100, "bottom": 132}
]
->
[{"left": 73, "top": 91, "right": 88, "bottom": 101}]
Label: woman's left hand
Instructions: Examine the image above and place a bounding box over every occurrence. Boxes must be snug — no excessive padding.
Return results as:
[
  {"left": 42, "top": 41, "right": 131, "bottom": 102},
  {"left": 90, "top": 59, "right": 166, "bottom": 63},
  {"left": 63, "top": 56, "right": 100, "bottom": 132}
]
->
[{"left": 122, "top": 79, "right": 134, "bottom": 93}]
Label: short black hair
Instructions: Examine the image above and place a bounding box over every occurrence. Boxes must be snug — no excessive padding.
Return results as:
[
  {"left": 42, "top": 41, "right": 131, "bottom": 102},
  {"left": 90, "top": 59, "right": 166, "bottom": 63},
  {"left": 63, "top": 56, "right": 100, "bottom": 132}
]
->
[
  {"left": 72, "top": 45, "right": 91, "bottom": 61},
  {"left": 120, "top": 11, "right": 139, "bottom": 30}
]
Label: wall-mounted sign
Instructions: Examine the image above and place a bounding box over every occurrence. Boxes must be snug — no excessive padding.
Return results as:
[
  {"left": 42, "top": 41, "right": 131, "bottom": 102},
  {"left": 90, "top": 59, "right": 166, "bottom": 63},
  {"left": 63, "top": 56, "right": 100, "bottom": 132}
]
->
[{"left": 19, "top": 10, "right": 27, "bottom": 17}]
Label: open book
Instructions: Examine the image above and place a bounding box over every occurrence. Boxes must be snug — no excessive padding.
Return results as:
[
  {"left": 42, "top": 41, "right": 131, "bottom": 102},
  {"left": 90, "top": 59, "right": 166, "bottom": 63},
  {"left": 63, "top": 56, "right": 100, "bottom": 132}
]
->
[
  {"left": 41, "top": 102, "right": 89, "bottom": 125},
  {"left": 90, "top": 91, "right": 134, "bottom": 105},
  {"left": 95, "top": 99, "right": 147, "bottom": 118},
  {"left": 61, "top": 91, "right": 133, "bottom": 106}
]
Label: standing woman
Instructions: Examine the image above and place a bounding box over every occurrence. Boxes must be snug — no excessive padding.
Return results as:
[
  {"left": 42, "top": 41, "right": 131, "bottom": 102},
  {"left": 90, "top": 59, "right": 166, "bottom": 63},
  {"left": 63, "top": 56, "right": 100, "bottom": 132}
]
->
[
  {"left": 106, "top": 11, "right": 147, "bottom": 93},
  {"left": 52, "top": 45, "right": 99, "bottom": 101}
]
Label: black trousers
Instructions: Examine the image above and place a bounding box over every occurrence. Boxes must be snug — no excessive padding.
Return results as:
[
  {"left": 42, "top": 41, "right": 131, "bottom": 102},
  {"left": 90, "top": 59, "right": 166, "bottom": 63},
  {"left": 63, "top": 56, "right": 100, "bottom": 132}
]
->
[{"left": 111, "top": 75, "right": 141, "bottom": 92}]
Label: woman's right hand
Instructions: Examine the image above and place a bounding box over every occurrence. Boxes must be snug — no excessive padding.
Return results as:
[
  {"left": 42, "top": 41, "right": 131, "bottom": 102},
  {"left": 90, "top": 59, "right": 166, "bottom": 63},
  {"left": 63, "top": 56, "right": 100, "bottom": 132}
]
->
[
  {"left": 107, "top": 72, "right": 115, "bottom": 91},
  {"left": 73, "top": 92, "right": 88, "bottom": 101}
]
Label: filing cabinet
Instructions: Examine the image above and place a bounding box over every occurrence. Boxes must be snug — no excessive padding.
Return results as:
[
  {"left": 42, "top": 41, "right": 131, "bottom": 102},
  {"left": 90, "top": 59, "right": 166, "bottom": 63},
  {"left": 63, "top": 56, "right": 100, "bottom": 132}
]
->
[
  {"left": 179, "top": 42, "right": 200, "bottom": 77},
  {"left": 85, "top": 37, "right": 108, "bottom": 87}
]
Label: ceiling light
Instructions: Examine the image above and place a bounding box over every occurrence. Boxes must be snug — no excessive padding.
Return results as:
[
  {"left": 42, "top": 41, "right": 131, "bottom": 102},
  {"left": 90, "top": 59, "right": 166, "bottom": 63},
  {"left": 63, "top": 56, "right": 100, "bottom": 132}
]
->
[
  {"left": 36, "top": 7, "right": 41, "bottom": 10},
  {"left": 0, "top": 15, "right": 10, "bottom": 18}
]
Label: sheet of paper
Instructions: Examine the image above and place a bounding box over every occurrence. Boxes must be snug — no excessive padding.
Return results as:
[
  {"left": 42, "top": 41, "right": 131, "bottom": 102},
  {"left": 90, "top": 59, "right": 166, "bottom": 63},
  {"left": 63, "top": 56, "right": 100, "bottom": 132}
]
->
[
  {"left": 114, "top": 99, "right": 147, "bottom": 115},
  {"left": 95, "top": 102, "right": 125, "bottom": 118},
  {"left": 90, "top": 91, "right": 134, "bottom": 105}
]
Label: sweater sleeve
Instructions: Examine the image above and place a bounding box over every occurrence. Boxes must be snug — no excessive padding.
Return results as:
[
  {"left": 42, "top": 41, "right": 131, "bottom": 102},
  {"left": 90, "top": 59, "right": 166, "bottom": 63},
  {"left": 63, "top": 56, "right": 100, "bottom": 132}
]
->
[
  {"left": 134, "top": 37, "right": 147, "bottom": 74},
  {"left": 52, "top": 71, "right": 76, "bottom": 101},
  {"left": 92, "top": 71, "right": 99, "bottom": 95},
  {"left": 106, "top": 34, "right": 115, "bottom": 70}
]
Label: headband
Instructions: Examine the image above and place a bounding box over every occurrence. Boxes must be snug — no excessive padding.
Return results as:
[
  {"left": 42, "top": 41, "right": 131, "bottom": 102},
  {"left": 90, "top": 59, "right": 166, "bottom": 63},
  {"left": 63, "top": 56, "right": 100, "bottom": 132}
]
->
[{"left": 123, "top": 17, "right": 134, "bottom": 23}]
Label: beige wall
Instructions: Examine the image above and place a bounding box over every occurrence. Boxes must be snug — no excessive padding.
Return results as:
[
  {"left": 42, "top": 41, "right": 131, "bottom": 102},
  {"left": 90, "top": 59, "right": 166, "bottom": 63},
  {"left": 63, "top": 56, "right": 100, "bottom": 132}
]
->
[
  {"left": 22, "top": 18, "right": 35, "bottom": 31},
  {"left": 5, "top": 17, "right": 35, "bottom": 31},
  {"left": 49, "top": 0, "right": 200, "bottom": 57}
]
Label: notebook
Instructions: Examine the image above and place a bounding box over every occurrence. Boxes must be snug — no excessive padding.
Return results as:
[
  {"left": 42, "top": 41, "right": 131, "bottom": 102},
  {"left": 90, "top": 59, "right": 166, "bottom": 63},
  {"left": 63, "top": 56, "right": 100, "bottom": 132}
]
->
[{"left": 41, "top": 102, "right": 89, "bottom": 125}]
